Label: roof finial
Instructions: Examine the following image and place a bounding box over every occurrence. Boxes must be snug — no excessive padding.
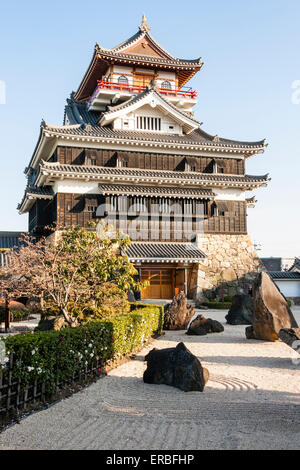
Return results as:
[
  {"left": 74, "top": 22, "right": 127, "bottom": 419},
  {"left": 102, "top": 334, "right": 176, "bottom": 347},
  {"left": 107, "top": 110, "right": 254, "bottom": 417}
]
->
[{"left": 140, "top": 13, "right": 151, "bottom": 32}]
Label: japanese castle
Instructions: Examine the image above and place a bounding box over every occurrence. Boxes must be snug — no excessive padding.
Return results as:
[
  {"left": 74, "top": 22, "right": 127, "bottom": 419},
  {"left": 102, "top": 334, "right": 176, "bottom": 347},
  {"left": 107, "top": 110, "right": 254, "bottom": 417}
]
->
[{"left": 18, "top": 15, "right": 269, "bottom": 300}]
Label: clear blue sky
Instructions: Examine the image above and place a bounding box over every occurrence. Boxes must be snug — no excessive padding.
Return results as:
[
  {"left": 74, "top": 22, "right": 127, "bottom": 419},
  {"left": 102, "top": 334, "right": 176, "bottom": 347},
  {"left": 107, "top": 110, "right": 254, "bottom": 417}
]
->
[{"left": 0, "top": 0, "right": 299, "bottom": 257}]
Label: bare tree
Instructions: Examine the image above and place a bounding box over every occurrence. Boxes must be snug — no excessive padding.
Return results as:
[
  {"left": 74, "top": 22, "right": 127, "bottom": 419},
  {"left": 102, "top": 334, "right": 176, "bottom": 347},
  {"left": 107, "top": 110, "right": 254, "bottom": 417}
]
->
[{"left": 0, "top": 225, "right": 140, "bottom": 327}]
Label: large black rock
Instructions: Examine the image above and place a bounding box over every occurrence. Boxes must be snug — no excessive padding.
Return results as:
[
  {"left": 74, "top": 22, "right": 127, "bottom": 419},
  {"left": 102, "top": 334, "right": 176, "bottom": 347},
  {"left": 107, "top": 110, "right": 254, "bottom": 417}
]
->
[
  {"left": 143, "top": 342, "right": 209, "bottom": 392},
  {"left": 245, "top": 272, "right": 298, "bottom": 341},
  {"left": 225, "top": 294, "right": 253, "bottom": 325},
  {"left": 186, "top": 314, "right": 224, "bottom": 336},
  {"left": 164, "top": 293, "right": 195, "bottom": 330},
  {"left": 278, "top": 328, "right": 300, "bottom": 350}
]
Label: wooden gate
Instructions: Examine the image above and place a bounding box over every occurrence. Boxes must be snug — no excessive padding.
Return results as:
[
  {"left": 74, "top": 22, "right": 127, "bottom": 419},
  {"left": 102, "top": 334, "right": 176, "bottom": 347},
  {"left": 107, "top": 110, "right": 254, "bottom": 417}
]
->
[{"left": 141, "top": 268, "right": 173, "bottom": 299}]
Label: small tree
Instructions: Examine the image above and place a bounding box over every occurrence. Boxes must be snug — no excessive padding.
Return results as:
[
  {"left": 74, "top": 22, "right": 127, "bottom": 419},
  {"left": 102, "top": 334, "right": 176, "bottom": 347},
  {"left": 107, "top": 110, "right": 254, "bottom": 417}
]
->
[{"left": 0, "top": 225, "right": 141, "bottom": 327}]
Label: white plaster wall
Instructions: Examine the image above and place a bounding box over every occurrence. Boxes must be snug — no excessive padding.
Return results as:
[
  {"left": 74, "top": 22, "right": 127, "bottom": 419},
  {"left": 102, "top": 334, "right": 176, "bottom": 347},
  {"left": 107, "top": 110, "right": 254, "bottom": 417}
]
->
[
  {"left": 53, "top": 181, "right": 100, "bottom": 195},
  {"left": 214, "top": 188, "right": 246, "bottom": 201},
  {"left": 113, "top": 105, "right": 182, "bottom": 134},
  {"left": 111, "top": 66, "right": 133, "bottom": 84},
  {"left": 274, "top": 280, "right": 300, "bottom": 298}
]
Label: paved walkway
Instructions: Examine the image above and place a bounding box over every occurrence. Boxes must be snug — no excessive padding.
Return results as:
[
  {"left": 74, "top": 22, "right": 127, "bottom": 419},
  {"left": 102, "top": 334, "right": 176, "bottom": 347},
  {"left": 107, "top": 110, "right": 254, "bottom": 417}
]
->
[
  {"left": 0, "top": 314, "right": 40, "bottom": 338},
  {"left": 0, "top": 309, "right": 299, "bottom": 450}
]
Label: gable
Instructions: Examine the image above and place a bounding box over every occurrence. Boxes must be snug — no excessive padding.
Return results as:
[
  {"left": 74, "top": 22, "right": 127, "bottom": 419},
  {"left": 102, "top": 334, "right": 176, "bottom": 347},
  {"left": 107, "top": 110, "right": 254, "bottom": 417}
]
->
[
  {"left": 121, "top": 37, "right": 169, "bottom": 58},
  {"left": 99, "top": 88, "right": 200, "bottom": 134}
]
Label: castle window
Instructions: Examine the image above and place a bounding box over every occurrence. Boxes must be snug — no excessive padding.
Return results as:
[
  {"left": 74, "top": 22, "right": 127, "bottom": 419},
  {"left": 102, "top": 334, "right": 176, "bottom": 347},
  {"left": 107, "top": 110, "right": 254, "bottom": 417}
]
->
[
  {"left": 161, "top": 81, "right": 172, "bottom": 89},
  {"left": 86, "top": 157, "right": 96, "bottom": 166},
  {"left": 116, "top": 154, "right": 129, "bottom": 167},
  {"left": 118, "top": 75, "right": 128, "bottom": 84},
  {"left": 185, "top": 158, "right": 197, "bottom": 172},
  {"left": 136, "top": 116, "right": 161, "bottom": 131}
]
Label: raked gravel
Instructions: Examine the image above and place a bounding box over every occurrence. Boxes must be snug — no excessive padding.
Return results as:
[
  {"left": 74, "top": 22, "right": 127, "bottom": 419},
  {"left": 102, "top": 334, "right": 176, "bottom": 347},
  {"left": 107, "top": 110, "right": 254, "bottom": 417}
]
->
[{"left": 0, "top": 308, "right": 299, "bottom": 450}]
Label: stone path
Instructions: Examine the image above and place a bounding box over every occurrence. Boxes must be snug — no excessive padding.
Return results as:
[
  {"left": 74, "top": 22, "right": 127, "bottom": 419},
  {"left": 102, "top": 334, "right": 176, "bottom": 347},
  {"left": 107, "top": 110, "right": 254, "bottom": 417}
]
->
[
  {"left": 0, "top": 314, "right": 40, "bottom": 338},
  {"left": 0, "top": 308, "right": 299, "bottom": 450}
]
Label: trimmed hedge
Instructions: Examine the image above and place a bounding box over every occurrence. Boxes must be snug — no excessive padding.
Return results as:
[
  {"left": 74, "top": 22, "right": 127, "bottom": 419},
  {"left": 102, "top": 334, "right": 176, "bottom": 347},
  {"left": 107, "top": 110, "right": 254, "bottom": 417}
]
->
[
  {"left": 3, "top": 305, "right": 163, "bottom": 393},
  {"left": 202, "top": 301, "right": 232, "bottom": 309},
  {"left": 130, "top": 301, "right": 164, "bottom": 316}
]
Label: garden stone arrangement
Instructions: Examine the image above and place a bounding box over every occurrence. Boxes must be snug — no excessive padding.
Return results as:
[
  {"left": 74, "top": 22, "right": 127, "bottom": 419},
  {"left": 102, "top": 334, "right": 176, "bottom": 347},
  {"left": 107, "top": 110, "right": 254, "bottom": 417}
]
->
[
  {"left": 186, "top": 314, "right": 224, "bottom": 336},
  {"left": 245, "top": 272, "right": 298, "bottom": 341},
  {"left": 225, "top": 294, "right": 253, "bottom": 325},
  {"left": 278, "top": 328, "right": 300, "bottom": 350},
  {"left": 143, "top": 342, "right": 209, "bottom": 392},
  {"left": 163, "top": 292, "right": 195, "bottom": 330}
]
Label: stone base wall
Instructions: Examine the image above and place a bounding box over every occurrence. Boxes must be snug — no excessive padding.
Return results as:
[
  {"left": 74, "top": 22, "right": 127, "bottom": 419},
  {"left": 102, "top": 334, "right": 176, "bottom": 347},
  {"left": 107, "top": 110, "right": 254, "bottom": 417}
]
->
[{"left": 194, "top": 234, "right": 265, "bottom": 300}]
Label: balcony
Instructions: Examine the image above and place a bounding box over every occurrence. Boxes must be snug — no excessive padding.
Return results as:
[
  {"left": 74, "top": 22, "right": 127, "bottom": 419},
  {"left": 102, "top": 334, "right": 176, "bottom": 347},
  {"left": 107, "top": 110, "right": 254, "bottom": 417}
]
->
[{"left": 88, "top": 79, "right": 197, "bottom": 112}]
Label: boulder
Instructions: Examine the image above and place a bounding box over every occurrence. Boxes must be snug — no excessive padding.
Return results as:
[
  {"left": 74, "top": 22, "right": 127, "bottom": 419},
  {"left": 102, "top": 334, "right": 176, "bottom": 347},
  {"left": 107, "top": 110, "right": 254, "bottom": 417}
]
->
[
  {"left": 186, "top": 314, "right": 224, "bottom": 336},
  {"left": 164, "top": 292, "right": 195, "bottom": 330},
  {"left": 37, "top": 316, "right": 68, "bottom": 331},
  {"left": 278, "top": 328, "right": 300, "bottom": 350},
  {"left": 245, "top": 272, "right": 298, "bottom": 341},
  {"left": 127, "top": 290, "right": 136, "bottom": 302},
  {"left": 225, "top": 294, "right": 253, "bottom": 325},
  {"left": 143, "top": 342, "right": 209, "bottom": 392}
]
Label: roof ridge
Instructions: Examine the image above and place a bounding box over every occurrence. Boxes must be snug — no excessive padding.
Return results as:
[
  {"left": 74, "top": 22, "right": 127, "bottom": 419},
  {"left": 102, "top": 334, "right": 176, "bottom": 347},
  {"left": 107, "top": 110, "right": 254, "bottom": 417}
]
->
[{"left": 40, "top": 161, "right": 270, "bottom": 181}]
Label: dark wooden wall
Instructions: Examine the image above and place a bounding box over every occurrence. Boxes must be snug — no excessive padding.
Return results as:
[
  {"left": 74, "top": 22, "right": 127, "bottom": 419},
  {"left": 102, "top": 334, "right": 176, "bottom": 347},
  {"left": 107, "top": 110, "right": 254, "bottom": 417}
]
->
[
  {"left": 56, "top": 147, "right": 245, "bottom": 175},
  {"left": 29, "top": 193, "right": 246, "bottom": 238},
  {"left": 29, "top": 198, "right": 57, "bottom": 234},
  {"left": 56, "top": 193, "right": 104, "bottom": 228}
]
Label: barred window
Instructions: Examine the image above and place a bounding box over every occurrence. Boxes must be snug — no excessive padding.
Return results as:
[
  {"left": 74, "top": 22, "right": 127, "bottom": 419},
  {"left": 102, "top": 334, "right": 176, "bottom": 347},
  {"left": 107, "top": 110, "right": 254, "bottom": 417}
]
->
[{"left": 136, "top": 116, "right": 161, "bottom": 131}]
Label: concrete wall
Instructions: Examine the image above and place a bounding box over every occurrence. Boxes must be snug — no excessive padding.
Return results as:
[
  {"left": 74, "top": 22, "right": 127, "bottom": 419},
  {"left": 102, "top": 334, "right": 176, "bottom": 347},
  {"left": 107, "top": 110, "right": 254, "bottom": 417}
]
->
[{"left": 274, "top": 280, "right": 300, "bottom": 298}]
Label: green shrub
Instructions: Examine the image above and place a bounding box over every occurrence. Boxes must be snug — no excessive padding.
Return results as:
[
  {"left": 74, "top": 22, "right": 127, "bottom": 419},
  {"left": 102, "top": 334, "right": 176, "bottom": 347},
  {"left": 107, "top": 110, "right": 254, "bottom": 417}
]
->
[
  {"left": 3, "top": 304, "right": 163, "bottom": 393},
  {"left": 79, "top": 283, "right": 130, "bottom": 321},
  {"left": 203, "top": 301, "right": 232, "bottom": 309},
  {"left": 224, "top": 295, "right": 235, "bottom": 303},
  {"left": 43, "top": 283, "right": 131, "bottom": 322},
  {"left": 130, "top": 301, "right": 164, "bottom": 316}
]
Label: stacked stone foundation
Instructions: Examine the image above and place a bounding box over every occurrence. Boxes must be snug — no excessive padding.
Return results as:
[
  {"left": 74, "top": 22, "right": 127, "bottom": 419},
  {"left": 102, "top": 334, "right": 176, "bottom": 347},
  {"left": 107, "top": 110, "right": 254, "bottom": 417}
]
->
[{"left": 194, "top": 234, "right": 265, "bottom": 301}]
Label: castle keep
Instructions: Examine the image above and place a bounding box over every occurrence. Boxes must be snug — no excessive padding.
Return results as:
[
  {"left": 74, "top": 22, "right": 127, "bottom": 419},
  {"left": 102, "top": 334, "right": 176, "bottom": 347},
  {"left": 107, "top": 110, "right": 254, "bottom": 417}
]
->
[{"left": 19, "top": 16, "right": 269, "bottom": 299}]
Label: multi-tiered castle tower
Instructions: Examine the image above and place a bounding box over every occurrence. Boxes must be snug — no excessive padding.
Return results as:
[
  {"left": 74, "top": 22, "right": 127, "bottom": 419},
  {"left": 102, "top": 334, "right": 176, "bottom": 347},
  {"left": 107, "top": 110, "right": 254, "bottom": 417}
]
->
[{"left": 18, "top": 16, "right": 269, "bottom": 300}]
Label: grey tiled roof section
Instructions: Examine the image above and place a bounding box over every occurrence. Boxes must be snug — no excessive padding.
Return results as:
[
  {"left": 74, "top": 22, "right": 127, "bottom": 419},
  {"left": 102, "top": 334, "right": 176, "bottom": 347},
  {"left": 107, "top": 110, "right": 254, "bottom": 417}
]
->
[
  {"left": 61, "top": 99, "right": 266, "bottom": 150},
  {"left": 99, "top": 184, "right": 215, "bottom": 198},
  {"left": 125, "top": 242, "right": 206, "bottom": 261},
  {"left": 0, "top": 232, "right": 26, "bottom": 249},
  {"left": 17, "top": 186, "right": 54, "bottom": 211},
  {"left": 39, "top": 162, "right": 269, "bottom": 184},
  {"left": 270, "top": 271, "right": 300, "bottom": 280},
  {"left": 26, "top": 186, "right": 54, "bottom": 197}
]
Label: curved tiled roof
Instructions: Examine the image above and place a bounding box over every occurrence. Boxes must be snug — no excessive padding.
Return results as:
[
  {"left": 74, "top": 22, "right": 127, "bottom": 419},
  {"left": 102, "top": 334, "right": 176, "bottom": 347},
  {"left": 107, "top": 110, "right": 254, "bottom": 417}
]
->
[
  {"left": 36, "top": 162, "right": 269, "bottom": 190},
  {"left": 270, "top": 271, "right": 300, "bottom": 280},
  {"left": 98, "top": 184, "right": 215, "bottom": 199},
  {"left": 124, "top": 242, "right": 206, "bottom": 262},
  {"left": 18, "top": 186, "right": 54, "bottom": 212},
  {"left": 57, "top": 98, "right": 267, "bottom": 151},
  {"left": 104, "top": 22, "right": 202, "bottom": 66}
]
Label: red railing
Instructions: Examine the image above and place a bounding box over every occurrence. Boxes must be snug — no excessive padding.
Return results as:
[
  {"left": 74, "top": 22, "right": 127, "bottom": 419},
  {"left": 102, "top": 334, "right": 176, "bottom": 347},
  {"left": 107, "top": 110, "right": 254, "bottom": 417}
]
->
[{"left": 88, "top": 80, "right": 197, "bottom": 107}]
